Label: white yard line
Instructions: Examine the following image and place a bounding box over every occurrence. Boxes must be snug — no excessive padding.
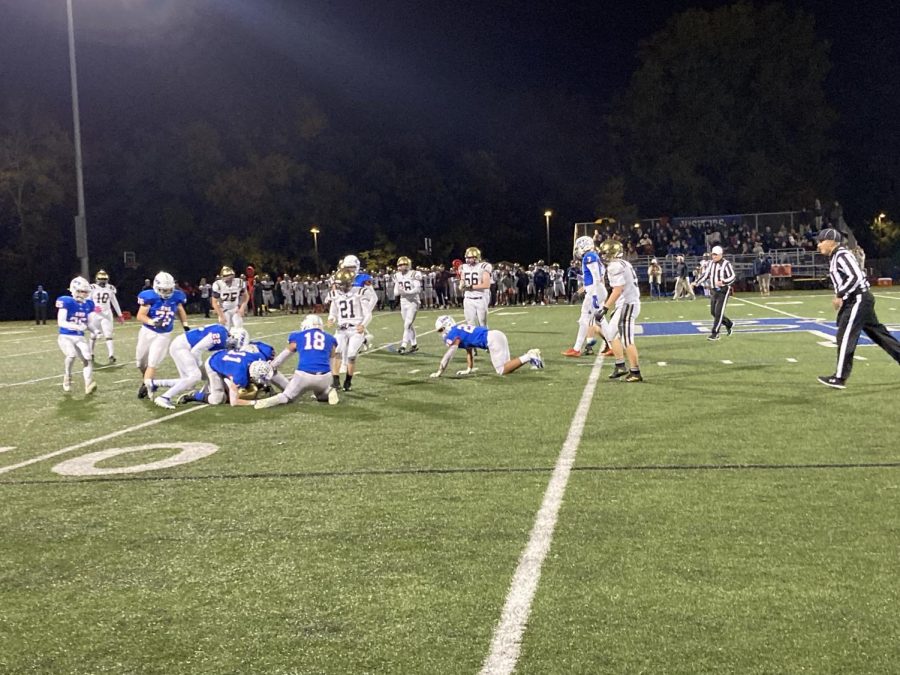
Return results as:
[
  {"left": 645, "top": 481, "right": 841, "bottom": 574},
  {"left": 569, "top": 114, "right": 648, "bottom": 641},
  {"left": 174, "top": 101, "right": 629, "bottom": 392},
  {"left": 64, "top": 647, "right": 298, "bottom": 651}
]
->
[
  {"left": 480, "top": 352, "right": 605, "bottom": 675},
  {"left": 0, "top": 406, "right": 205, "bottom": 476},
  {"left": 0, "top": 360, "right": 138, "bottom": 388},
  {"left": 738, "top": 297, "right": 815, "bottom": 320}
]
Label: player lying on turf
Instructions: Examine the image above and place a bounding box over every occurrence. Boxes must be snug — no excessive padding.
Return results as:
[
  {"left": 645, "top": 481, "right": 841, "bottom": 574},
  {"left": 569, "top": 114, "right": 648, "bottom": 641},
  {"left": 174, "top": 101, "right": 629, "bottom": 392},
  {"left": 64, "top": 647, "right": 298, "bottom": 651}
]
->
[
  {"left": 178, "top": 343, "right": 279, "bottom": 407},
  {"left": 429, "top": 315, "right": 543, "bottom": 378},
  {"left": 256, "top": 315, "right": 340, "bottom": 408}
]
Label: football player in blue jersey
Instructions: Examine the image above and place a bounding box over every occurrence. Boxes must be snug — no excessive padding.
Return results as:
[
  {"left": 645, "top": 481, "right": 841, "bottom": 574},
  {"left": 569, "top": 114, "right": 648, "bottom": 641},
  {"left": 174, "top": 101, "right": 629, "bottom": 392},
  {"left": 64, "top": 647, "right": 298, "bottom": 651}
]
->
[
  {"left": 563, "top": 236, "right": 609, "bottom": 357},
  {"left": 135, "top": 271, "right": 190, "bottom": 400},
  {"left": 56, "top": 276, "right": 98, "bottom": 395},
  {"left": 256, "top": 314, "right": 340, "bottom": 408},
  {"left": 179, "top": 348, "right": 275, "bottom": 406},
  {"left": 429, "top": 315, "right": 543, "bottom": 378},
  {"left": 146, "top": 324, "right": 237, "bottom": 410}
]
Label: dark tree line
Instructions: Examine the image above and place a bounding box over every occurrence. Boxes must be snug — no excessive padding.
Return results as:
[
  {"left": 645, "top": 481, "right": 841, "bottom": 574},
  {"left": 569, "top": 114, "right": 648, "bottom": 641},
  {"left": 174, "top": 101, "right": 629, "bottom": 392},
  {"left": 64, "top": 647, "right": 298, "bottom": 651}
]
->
[{"left": 2, "top": 2, "right": 895, "bottom": 318}]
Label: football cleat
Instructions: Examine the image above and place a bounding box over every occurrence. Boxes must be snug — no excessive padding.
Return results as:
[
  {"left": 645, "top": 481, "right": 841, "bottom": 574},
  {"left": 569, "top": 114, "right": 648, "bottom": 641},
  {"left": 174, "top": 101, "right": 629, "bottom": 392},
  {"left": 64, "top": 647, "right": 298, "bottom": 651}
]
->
[
  {"left": 624, "top": 372, "right": 643, "bottom": 383},
  {"left": 62, "top": 376, "right": 72, "bottom": 393},
  {"left": 407, "top": 344, "right": 419, "bottom": 354},
  {"left": 601, "top": 347, "right": 615, "bottom": 356},
  {"left": 328, "top": 387, "right": 340, "bottom": 405},
  {"left": 561, "top": 348, "right": 581, "bottom": 358},
  {"left": 397, "top": 345, "right": 407, "bottom": 354},
  {"left": 726, "top": 325, "right": 733, "bottom": 336},
  {"left": 707, "top": 334, "right": 720, "bottom": 341},
  {"left": 817, "top": 375, "right": 846, "bottom": 389},
  {"left": 583, "top": 345, "right": 594, "bottom": 355},
  {"left": 108, "top": 356, "right": 117, "bottom": 364},
  {"left": 342, "top": 381, "right": 352, "bottom": 391},
  {"left": 253, "top": 396, "right": 279, "bottom": 410},
  {"left": 176, "top": 391, "right": 198, "bottom": 405},
  {"left": 527, "top": 349, "right": 544, "bottom": 369},
  {"left": 154, "top": 396, "right": 175, "bottom": 410},
  {"left": 609, "top": 367, "right": 628, "bottom": 379},
  {"left": 85, "top": 380, "right": 97, "bottom": 395},
  {"left": 137, "top": 383, "right": 148, "bottom": 399}
]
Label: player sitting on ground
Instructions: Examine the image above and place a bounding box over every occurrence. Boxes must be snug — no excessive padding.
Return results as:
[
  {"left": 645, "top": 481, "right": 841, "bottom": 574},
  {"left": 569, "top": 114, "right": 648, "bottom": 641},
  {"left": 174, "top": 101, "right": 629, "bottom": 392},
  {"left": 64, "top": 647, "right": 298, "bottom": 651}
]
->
[
  {"left": 256, "top": 315, "right": 340, "bottom": 408},
  {"left": 430, "top": 315, "right": 543, "bottom": 378}
]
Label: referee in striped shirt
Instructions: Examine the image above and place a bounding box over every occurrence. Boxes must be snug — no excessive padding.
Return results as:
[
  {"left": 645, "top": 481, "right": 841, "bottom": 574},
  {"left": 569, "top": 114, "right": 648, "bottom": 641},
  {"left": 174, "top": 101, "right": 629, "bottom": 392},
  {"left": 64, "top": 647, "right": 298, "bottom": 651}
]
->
[
  {"left": 817, "top": 228, "right": 900, "bottom": 388},
  {"left": 694, "top": 245, "right": 735, "bottom": 340}
]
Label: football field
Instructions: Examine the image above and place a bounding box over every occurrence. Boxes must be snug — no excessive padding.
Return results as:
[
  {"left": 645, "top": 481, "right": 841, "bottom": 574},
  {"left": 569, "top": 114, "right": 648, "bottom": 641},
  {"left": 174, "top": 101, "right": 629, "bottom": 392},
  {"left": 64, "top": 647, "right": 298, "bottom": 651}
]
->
[{"left": 2, "top": 290, "right": 899, "bottom": 673}]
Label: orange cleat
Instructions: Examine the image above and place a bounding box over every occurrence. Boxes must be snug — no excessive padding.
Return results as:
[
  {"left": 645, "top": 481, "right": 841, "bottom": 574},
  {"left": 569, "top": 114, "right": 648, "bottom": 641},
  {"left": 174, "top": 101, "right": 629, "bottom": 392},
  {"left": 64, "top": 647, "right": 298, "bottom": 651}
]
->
[{"left": 561, "top": 348, "right": 581, "bottom": 357}]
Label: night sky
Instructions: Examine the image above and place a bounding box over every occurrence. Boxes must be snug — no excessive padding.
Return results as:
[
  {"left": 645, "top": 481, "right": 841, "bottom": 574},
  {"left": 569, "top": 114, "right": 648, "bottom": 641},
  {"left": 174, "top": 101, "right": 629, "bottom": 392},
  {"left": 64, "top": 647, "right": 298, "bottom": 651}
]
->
[{"left": 1, "top": 0, "right": 897, "bottom": 223}]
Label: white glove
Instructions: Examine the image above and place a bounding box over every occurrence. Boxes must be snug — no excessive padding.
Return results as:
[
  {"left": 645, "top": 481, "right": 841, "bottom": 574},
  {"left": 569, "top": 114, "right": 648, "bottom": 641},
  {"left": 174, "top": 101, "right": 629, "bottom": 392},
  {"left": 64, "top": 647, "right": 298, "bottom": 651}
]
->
[{"left": 429, "top": 371, "right": 442, "bottom": 379}]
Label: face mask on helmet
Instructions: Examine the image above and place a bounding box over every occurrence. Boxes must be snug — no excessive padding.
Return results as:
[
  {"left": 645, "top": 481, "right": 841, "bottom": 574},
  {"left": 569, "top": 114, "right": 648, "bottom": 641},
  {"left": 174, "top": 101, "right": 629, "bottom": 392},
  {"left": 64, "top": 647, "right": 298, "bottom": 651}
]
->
[
  {"left": 435, "top": 315, "right": 456, "bottom": 333},
  {"left": 228, "top": 328, "right": 250, "bottom": 351},
  {"left": 335, "top": 268, "right": 355, "bottom": 291},
  {"left": 69, "top": 276, "right": 91, "bottom": 300},
  {"left": 573, "top": 236, "right": 594, "bottom": 259},
  {"left": 248, "top": 360, "right": 273, "bottom": 385},
  {"left": 95, "top": 271, "right": 109, "bottom": 286},
  {"left": 464, "top": 247, "right": 481, "bottom": 264},
  {"left": 341, "top": 255, "right": 360, "bottom": 272},
  {"left": 153, "top": 272, "right": 176, "bottom": 299}
]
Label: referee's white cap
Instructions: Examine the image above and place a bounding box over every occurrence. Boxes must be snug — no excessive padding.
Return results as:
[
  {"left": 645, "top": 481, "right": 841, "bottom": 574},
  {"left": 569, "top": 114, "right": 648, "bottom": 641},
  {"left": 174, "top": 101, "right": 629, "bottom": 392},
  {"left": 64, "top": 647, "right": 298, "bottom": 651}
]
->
[{"left": 711, "top": 245, "right": 724, "bottom": 256}]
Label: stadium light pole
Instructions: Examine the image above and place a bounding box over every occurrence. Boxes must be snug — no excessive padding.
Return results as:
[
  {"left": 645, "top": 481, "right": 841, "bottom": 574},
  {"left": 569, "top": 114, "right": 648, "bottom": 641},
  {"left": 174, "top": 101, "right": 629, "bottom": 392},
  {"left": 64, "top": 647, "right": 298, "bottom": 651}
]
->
[
  {"left": 544, "top": 210, "right": 552, "bottom": 262},
  {"left": 310, "top": 226, "right": 320, "bottom": 271},
  {"left": 66, "top": 0, "right": 89, "bottom": 278}
]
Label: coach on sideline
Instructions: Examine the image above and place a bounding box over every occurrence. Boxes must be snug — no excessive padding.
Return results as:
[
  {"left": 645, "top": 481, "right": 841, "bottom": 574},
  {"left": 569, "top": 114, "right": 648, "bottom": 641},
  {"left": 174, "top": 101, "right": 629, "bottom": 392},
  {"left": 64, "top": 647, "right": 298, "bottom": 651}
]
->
[{"left": 816, "top": 227, "right": 900, "bottom": 389}]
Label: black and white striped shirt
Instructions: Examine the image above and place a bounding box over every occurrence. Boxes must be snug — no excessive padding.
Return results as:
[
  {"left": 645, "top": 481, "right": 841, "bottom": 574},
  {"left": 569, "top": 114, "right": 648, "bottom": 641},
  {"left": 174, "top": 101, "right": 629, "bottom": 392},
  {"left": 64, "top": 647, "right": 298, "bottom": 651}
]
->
[
  {"left": 829, "top": 246, "right": 869, "bottom": 299},
  {"left": 695, "top": 259, "right": 736, "bottom": 290}
]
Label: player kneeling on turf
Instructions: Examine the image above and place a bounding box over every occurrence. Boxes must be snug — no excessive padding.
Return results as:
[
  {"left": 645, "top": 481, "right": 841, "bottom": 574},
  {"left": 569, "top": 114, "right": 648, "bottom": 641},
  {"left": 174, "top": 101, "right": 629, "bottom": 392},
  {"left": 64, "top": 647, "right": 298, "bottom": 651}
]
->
[
  {"left": 429, "top": 315, "right": 543, "bottom": 378},
  {"left": 180, "top": 348, "right": 275, "bottom": 407},
  {"left": 256, "top": 315, "right": 340, "bottom": 409}
]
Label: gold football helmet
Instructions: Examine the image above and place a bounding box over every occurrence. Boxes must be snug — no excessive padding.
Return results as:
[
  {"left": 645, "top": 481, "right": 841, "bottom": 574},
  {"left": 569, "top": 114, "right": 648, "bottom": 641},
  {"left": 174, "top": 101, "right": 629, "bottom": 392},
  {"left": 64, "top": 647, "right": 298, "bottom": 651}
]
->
[
  {"left": 464, "top": 246, "right": 481, "bottom": 262},
  {"left": 397, "top": 256, "right": 412, "bottom": 269},
  {"left": 95, "top": 270, "right": 109, "bottom": 285},
  {"left": 335, "top": 267, "right": 355, "bottom": 290},
  {"left": 599, "top": 239, "right": 624, "bottom": 262},
  {"left": 220, "top": 266, "right": 235, "bottom": 278}
]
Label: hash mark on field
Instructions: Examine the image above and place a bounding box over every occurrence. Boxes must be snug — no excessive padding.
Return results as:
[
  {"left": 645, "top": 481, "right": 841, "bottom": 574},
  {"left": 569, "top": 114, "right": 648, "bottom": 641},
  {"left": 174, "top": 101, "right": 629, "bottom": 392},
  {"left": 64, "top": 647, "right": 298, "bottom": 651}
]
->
[
  {"left": 854, "top": 356, "right": 868, "bottom": 361},
  {"left": 114, "top": 379, "right": 132, "bottom": 384},
  {"left": 0, "top": 447, "right": 15, "bottom": 453},
  {"left": 408, "top": 369, "right": 420, "bottom": 374},
  {"left": 657, "top": 361, "right": 668, "bottom": 366},
  {"left": 721, "top": 360, "right": 733, "bottom": 365},
  {"left": 786, "top": 358, "right": 798, "bottom": 363}
]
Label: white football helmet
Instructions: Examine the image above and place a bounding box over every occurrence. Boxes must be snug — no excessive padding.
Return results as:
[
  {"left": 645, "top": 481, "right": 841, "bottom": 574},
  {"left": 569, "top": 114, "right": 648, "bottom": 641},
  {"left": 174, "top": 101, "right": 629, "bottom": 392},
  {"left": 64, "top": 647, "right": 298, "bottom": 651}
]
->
[
  {"left": 573, "top": 236, "right": 595, "bottom": 259},
  {"left": 248, "top": 359, "right": 274, "bottom": 385},
  {"left": 153, "top": 271, "right": 176, "bottom": 299},
  {"left": 69, "top": 276, "right": 91, "bottom": 300},
  {"left": 301, "top": 314, "right": 324, "bottom": 331},
  {"left": 341, "top": 255, "right": 361, "bottom": 272},
  {"left": 228, "top": 327, "right": 250, "bottom": 351},
  {"left": 435, "top": 315, "right": 456, "bottom": 333}
]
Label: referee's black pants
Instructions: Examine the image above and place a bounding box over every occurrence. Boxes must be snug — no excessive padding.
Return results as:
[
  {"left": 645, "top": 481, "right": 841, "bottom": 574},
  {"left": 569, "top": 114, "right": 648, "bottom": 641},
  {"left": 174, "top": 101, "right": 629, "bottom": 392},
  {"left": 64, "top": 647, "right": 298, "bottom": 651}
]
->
[
  {"left": 834, "top": 291, "right": 900, "bottom": 380},
  {"left": 709, "top": 288, "right": 733, "bottom": 337}
]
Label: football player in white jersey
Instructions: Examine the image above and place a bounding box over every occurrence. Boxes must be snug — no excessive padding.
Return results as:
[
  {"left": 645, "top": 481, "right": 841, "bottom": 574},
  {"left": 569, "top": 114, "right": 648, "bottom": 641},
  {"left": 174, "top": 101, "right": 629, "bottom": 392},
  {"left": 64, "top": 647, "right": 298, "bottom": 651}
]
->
[
  {"left": 327, "top": 268, "right": 373, "bottom": 391},
  {"left": 595, "top": 240, "right": 643, "bottom": 382},
  {"left": 88, "top": 269, "right": 124, "bottom": 364},
  {"left": 341, "top": 254, "right": 378, "bottom": 350},
  {"left": 563, "top": 236, "right": 608, "bottom": 357},
  {"left": 211, "top": 266, "right": 248, "bottom": 328},
  {"left": 392, "top": 256, "right": 423, "bottom": 353},
  {"left": 459, "top": 246, "right": 492, "bottom": 327}
]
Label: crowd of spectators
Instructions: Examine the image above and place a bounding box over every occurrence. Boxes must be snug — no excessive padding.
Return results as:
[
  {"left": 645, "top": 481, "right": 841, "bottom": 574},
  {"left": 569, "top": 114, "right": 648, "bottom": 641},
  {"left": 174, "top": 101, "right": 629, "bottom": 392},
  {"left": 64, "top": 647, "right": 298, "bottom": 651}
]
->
[{"left": 589, "top": 199, "right": 848, "bottom": 259}]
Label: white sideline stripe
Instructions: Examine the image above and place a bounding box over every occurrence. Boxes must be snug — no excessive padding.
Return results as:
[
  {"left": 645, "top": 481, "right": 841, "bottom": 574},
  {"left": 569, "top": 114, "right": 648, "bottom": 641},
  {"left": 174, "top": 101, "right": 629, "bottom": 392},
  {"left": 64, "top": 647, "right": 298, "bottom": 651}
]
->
[
  {"left": 480, "top": 352, "right": 605, "bottom": 675},
  {"left": 0, "top": 406, "right": 205, "bottom": 476}
]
